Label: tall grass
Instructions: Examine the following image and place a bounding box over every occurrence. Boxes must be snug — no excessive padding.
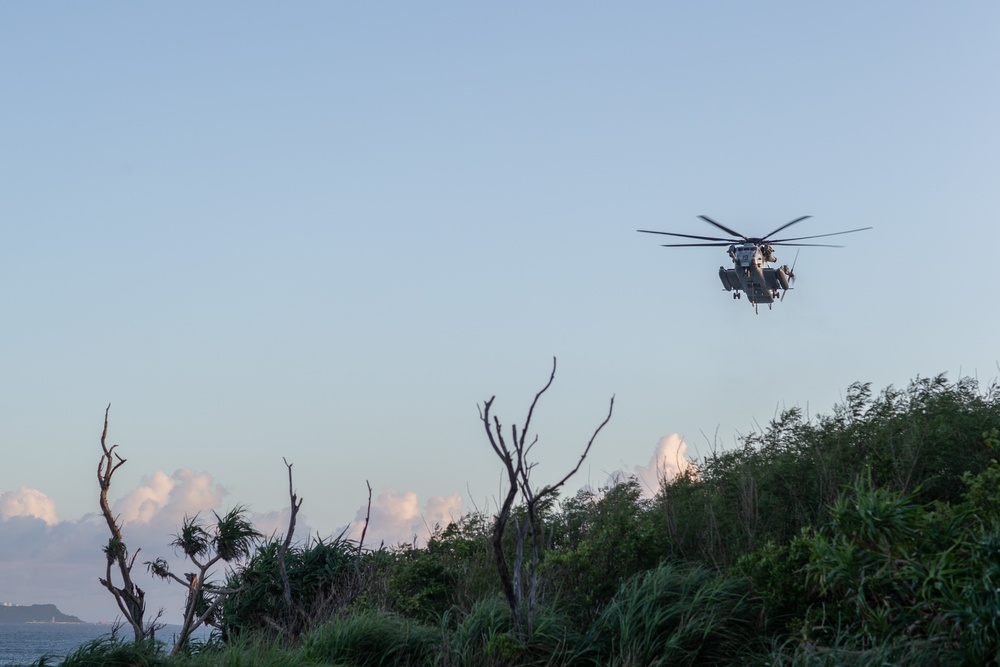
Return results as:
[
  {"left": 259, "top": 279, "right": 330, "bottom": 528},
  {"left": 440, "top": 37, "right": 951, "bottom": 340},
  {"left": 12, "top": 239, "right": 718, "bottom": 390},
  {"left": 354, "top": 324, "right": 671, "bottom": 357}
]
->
[
  {"left": 445, "top": 596, "right": 513, "bottom": 666},
  {"left": 579, "top": 562, "right": 764, "bottom": 666},
  {"left": 170, "top": 633, "right": 309, "bottom": 667},
  {"left": 299, "top": 610, "right": 440, "bottom": 666},
  {"left": 766, "top": 631, "right": 963, "bottom": 667},
  {"left": 58, "top": 637, "right": 165, "bottom": 667},
  {"left": 442, "top": 595, "right": 579, "bottom": 667}
]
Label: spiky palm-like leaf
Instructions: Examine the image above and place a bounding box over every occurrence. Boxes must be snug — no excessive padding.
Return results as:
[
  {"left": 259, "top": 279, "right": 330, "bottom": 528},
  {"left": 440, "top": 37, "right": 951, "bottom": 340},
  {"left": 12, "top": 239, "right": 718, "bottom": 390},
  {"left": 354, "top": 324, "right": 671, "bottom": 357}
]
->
[
  {"left": 214, "top": 505, "right": 261, "bottom": 562},
  {"left": 146, "top": 557, "right": 171, "bottom": 580},
  {"left": 172, "top": 516, "right": 211, "bottom": 559}
]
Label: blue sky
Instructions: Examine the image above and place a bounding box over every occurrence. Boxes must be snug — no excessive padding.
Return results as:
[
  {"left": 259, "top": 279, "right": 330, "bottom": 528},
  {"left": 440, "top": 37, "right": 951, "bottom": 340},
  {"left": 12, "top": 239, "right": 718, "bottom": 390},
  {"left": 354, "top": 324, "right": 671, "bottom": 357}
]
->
[{"left": 1, "top": 3, "right": 998, "bottom": 622}]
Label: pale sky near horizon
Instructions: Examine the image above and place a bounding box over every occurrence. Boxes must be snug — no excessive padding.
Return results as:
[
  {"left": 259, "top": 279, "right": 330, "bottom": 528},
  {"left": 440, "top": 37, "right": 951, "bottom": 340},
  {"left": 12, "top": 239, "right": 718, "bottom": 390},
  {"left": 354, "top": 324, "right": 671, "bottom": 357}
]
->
[{"left": 2, "top": 3, "right": 998, "bottom": 623}]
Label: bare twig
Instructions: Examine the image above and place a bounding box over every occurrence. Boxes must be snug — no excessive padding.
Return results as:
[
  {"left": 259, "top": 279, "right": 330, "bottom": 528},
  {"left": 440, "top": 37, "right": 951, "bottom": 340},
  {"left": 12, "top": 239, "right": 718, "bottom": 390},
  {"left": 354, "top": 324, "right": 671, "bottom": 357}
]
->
[
  {"left": 358, "top": 480, "right": 372, "bottom": 556},
  {"left": 542, "top": 395, "right": 615, "bottom": 499}
]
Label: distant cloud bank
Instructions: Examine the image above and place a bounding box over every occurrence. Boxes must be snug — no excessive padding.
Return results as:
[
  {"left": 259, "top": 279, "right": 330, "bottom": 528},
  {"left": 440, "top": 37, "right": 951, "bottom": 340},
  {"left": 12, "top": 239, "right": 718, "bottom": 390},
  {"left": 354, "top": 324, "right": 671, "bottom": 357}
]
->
[
  {"left": 0, "top": 470, "right": 238, "bottom": 623},
  {"left": 0, "top": 470, "right": 462, "bottom": 621}
]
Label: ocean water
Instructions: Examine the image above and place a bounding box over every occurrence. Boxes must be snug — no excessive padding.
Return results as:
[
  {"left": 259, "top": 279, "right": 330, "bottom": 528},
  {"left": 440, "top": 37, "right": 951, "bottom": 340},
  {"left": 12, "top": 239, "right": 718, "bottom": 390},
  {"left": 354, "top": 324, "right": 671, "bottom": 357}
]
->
[{"left": 0, "top": 623, "right": 214, "bottom": 666}]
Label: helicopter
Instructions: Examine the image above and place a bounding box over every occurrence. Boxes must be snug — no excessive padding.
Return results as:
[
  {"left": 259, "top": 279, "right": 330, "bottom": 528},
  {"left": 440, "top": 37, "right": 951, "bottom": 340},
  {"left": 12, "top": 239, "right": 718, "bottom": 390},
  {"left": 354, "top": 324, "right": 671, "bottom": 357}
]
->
[{"left": 638, "top": 216, "right": 872, "bottom": 313}]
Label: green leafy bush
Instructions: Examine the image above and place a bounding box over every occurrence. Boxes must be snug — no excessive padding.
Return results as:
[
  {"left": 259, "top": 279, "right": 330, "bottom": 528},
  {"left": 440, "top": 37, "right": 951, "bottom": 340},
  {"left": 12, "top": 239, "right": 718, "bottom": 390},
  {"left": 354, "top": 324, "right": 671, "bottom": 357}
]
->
[
  {"left": 787, "top": 430, "right": 1000, "bottom": 664},
  {"left": 544, "top": 478, "right": 663, "bottom": 622}
]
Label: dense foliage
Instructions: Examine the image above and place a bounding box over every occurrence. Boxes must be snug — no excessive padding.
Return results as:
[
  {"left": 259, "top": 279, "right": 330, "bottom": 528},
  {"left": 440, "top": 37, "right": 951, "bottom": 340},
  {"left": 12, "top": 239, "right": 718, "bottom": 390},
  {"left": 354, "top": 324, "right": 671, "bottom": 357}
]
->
[{"left": 56, "top": 373, "right": 1000, "bottom": 666}]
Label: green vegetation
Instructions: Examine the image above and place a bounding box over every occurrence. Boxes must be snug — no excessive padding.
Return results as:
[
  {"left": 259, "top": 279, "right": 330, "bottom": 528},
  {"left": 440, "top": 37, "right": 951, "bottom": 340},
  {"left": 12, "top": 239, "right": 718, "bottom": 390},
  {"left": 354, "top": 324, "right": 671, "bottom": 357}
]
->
[{"left": 65, "top": 373, "right": 1000, "bottom": 666}]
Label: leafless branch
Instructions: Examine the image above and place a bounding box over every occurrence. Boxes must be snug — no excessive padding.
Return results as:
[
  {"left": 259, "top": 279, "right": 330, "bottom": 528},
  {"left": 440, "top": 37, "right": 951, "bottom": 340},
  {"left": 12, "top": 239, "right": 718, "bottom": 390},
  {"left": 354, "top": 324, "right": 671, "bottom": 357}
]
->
[
  {"left": 541, "top": 395, "right": 615, "bottom": 499},
  {"left": 358, "top": 480, "right": 372, "bottom": 556},
  {"left": 278, "top": 458, "right": 302, "bottom": 615},
  {"left": 95, "top": 405, "right": 154, "bottom": 643},
  {"left": 478, "top": 357, "right": 612, "bottom": 640},
  {"left": 518, "top": 357, "right": 557, "bottom": 452}
]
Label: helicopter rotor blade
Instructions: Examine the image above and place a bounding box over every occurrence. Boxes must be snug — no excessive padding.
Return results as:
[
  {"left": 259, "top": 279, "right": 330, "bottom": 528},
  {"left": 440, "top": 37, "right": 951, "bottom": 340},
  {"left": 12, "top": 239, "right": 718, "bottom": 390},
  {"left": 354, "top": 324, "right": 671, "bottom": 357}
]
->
[
  {"left": 637, "top": 229, "right": 738, "bottom": 242},
  {"left": 769, "top": 226, "right": 872, "bottom": 244},
  {"left": 770, "top": 242, "right": 844, "bottom": 247},
  {"left": 659, "top": 242, "right": 733, "bottom": 247},
  {"left": 762, "top": 216, "right": 812, "bottom": 240},
  {"left": 698, "top": 215, "right": 747, "bottom": 239}
]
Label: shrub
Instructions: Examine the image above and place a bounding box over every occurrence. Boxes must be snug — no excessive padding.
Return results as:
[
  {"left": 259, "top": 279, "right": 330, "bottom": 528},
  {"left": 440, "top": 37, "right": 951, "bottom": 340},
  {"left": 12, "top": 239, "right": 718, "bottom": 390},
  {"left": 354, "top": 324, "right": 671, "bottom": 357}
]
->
[
  {"left": 786, "top": 434, "right": 1000, "bottom": 664},
  {"left": 544, "top": 478, "right": 663, "bottom": 623},
  {"left": 221, "top": 534, "right": 371, "bottom": 638}
]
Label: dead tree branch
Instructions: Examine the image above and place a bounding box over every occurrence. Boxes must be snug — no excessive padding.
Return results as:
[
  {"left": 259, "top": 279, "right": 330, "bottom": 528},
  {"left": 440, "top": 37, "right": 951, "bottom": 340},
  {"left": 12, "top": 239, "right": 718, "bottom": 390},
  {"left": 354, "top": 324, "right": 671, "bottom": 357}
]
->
[
  {"left": 479, "top": 357, "right": 614, "bottom": 639},
  {"left": 96, "top": 405, "right": 158, "bottom": 642},
  {"left": 278, "top": 458, "right": 303, "bottom": 616},
  {"left": 357, "top": 480, "right": 372, "bottom": 556}
]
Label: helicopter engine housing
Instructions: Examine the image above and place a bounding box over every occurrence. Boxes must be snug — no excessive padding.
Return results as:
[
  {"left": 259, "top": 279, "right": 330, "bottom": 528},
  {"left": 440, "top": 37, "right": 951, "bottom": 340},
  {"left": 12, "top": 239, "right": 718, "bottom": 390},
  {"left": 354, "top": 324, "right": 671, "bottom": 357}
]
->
[{"left": 775, "top": 268, "right": 790, "bottom": 290}]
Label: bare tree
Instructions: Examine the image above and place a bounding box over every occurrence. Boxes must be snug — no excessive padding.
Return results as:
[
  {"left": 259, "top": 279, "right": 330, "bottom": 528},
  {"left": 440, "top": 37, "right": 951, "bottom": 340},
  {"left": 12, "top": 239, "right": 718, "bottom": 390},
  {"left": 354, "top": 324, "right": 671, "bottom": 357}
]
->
[
  {"left": 97, "top": 405, "right": 161, "bottom": 642},
  {"left": 276, "top": 457, "right": 303, "bottom": 623},
  {"left": 479, "top": 357, "right": 614, "bottom": 638}
]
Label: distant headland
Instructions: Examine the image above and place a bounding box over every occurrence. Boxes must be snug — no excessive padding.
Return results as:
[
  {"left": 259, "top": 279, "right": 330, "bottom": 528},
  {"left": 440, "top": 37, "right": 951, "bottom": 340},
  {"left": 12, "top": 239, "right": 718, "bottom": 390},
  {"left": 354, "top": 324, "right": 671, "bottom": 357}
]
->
[{"left": 0, "top": 603, "right": 84, "bottom": 624}]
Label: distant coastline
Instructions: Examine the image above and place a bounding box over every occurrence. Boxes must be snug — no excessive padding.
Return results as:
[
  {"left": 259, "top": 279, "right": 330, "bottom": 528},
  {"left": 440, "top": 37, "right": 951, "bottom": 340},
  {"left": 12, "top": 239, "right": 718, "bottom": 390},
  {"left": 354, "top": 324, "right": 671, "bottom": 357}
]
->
[{"left": 0, "top": 603, "right": 85, "bottom": 624}]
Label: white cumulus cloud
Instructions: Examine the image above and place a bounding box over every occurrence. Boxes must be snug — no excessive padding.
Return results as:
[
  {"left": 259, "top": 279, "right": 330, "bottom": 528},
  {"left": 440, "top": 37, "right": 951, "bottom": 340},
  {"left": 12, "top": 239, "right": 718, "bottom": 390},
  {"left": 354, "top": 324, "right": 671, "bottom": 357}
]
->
[
  {"left": 631, "top": 434, "right": 693, "bottom": 497},
  {"left": 112, "top": 468, "right": 227, "bottom": 529},
  {"left": 345, "top": 489, "right": 463, "bottom": 547},
  {"left": 0, "top": 487, "right": 59, "bottom": 525}
]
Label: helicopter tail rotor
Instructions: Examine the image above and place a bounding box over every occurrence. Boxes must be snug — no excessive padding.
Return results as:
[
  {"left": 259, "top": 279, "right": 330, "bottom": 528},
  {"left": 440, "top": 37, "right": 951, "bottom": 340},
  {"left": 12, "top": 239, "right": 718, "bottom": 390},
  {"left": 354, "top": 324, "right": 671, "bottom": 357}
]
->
[{"left": 779, "top": 249, "right": 799, "bottom": 301}]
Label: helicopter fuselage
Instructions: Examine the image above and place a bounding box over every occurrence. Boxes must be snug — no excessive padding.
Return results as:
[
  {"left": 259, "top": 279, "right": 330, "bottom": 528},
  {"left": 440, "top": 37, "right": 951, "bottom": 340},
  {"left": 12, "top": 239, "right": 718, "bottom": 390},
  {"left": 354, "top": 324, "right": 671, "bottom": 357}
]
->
[{"left": 718, "top": 243, "right": 792, "bottom": 309}]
